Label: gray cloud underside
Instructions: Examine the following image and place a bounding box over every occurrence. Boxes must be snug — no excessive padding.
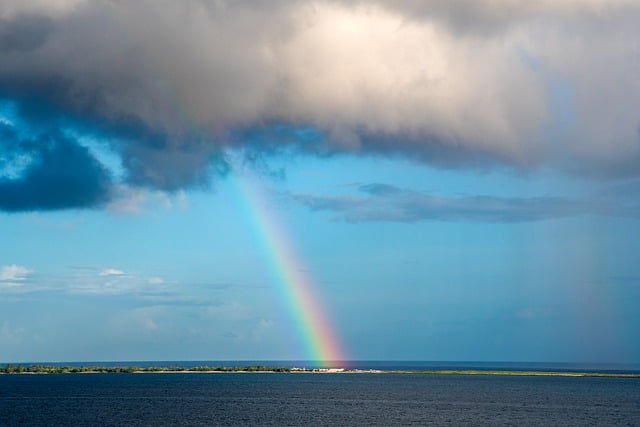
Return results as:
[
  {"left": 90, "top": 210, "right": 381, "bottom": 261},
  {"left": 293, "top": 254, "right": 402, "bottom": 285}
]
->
[
  {"left": 291, "top": 183, "right": 640, "bottom": 223},
  {"left": 1, "top": 1, "right": 640, "bottom": 211}
]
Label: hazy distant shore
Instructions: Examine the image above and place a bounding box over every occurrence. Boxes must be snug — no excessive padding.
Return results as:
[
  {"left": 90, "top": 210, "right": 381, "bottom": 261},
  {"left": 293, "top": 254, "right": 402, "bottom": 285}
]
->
[{"left": 1, "top": 365, "right": 639, "bottom": 378}]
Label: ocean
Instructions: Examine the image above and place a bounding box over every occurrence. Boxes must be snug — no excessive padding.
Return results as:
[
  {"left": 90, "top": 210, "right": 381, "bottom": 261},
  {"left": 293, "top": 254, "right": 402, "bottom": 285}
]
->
[{"left": 1, "top": 364, "right": 639, "bottom": 426}]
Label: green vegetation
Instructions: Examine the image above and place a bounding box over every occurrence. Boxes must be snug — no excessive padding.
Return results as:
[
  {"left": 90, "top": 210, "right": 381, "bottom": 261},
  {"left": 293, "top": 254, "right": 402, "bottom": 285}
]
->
[
  {"left": 0, "top": 364, "right": 294, "bottom": 374},
  {"left": 1, "top": 364, "right": 638, "bottom": 378}
]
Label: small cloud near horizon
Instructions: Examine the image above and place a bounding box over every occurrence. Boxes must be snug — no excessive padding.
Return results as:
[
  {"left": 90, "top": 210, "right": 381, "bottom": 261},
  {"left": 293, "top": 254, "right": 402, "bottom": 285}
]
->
[
  {"left": 99, "top": 268, "right": 125, "bottom": 277},
  {"left": 0, "top": 264, "right": 32, "bottom": 281}
]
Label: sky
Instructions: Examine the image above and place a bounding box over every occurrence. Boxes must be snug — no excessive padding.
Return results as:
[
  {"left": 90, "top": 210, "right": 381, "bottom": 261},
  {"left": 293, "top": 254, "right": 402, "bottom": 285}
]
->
[{"left": 1, "top": 0, "right": 639, "bottom": 365}]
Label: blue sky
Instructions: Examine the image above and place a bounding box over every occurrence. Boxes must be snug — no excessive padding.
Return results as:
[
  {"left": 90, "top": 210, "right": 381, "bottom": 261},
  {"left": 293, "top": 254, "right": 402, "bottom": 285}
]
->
[{"left": 1, "top": 1, "right": 640, "bottom": 364}]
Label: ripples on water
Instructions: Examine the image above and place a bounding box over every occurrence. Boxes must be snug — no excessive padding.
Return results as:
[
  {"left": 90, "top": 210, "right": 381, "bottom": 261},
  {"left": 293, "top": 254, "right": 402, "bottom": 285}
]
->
[{"left": 1, "top": 373, "right": 639, "bottom": 426}]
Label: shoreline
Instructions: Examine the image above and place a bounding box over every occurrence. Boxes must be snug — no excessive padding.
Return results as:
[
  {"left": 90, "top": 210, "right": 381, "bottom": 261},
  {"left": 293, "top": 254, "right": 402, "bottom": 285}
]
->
[{"left": 1, "top": 365, "right": 639, "bottom": 378}]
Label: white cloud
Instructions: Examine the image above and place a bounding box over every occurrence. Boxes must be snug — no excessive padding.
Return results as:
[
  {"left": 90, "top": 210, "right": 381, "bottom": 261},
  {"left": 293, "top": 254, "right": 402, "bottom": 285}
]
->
[
  {"left": 106, "top": 186, "right": 148, "bottom": 215},
  {"left": 107, "top": 185, "right": 187, "bottom": 215},
  {"left": 99, "top": 268, "right": 125, "bottom": 277},
  {"left": 66, "top": 271, "right": 178, "bottom": 297},
  {"left": 0, "top": 264, "right": 32, "bottom": 282}
]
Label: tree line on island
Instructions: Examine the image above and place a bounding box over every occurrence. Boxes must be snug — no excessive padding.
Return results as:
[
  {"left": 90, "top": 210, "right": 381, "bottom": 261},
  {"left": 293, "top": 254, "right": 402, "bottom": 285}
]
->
[
  {"left": 1, "top": 364, "right": 638, "bottom": 378},
  {"left": 0, "top": 364, "right": 297, "bottom": 374}
]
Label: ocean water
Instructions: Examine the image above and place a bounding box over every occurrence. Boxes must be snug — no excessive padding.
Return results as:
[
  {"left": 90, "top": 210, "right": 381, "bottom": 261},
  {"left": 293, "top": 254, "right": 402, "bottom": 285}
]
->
[{"left": 1, "top": 372, "right": 639, "bottom": 426}]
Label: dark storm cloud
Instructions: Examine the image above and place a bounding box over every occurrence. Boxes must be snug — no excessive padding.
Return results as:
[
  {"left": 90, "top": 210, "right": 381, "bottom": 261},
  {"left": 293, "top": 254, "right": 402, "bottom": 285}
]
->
[
  {"left": 121, "top": 137, "right": 230, "bottom": 191},
  {"left": 0, "top": 124, "right": 112, "bottom": 211},
  {"left": 0, "top": 14, "right": 53, "bottom": 52}
]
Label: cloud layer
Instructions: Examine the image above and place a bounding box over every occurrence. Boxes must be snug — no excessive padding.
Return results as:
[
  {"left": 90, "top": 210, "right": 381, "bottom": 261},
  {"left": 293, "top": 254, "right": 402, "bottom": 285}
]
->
[
  {"left": 1, "top": 1, "right": 639, "bottom": 210},
  {"left": 291, "top": 182, "right": 640, "bottom": 223}
]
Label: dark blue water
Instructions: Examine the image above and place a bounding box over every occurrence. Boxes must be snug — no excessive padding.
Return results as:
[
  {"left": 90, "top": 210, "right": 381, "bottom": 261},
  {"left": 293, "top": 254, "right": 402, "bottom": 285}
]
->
[{"left": 1, "top": 373, "right": 639, "bottom": 426}]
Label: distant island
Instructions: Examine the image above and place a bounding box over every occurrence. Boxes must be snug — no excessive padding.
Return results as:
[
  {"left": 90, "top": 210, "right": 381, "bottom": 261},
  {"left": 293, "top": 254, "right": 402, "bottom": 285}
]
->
[{"left": 1, "top": 364, "right": 639, "bottom": 378}]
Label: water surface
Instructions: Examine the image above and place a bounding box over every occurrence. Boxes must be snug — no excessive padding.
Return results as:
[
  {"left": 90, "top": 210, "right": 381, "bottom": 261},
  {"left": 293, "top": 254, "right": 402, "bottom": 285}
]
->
[{"left": 1, "top": 373, "right": 638, "bottom": 426}]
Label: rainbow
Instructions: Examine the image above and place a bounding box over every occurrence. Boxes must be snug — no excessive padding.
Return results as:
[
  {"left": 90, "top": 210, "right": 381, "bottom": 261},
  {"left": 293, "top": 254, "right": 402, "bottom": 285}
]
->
[{"left": 231, "top": 171, "right": 345, "bottom": 367}]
